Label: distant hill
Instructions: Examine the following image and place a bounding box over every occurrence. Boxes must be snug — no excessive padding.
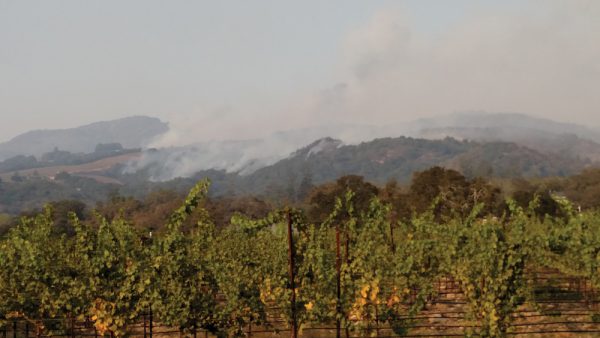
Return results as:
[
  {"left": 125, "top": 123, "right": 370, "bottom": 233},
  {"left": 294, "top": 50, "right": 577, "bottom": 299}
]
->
[
  {"left": 404, "top": 112, "right": 600, "bottom": 143},
  {"left": 0, "top": 116, "right": 168, "bottom": 160},
  {"left": 417, "top": 127, "right": 600, "bottom": 162},
  {"left": 125, "top": 112, "right": 600, "bottom": 180},
  {"left": 198, "top": 136, "right": 591, "bottom": 197}
]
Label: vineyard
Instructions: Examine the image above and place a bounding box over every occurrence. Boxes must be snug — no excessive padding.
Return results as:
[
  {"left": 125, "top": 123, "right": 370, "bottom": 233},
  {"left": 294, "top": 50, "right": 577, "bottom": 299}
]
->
[{"left": 3, "top": 180, "right": 600, "bottom": 337}]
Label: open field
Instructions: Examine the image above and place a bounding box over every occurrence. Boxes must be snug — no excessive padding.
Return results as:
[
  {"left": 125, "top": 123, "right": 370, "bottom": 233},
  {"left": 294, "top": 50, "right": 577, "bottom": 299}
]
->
[{"left": 0, "top": 152, "right": 141, "bottom": 184}]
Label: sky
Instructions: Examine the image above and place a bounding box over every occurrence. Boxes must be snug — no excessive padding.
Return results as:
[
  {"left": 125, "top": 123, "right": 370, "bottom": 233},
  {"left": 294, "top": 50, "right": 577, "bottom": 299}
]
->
[{"left": 1, "top": 0, "right": 599, "bottom": 144}]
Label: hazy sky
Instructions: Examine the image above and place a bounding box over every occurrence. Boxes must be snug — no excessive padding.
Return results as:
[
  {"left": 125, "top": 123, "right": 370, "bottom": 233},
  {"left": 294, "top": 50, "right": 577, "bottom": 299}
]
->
[{"left": 1, "top": 0, "right": 599, "bottom": 144}]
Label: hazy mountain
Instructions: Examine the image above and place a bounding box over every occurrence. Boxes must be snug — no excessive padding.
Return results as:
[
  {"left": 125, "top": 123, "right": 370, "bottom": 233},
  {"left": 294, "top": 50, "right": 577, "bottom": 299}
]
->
[
  {"left": 402, "top": 112, "right": 600, "bottom": 163},
  {"left": 4, "top": 112, "right": 598, "bottom": 183},
  {"left": 0, "top": 116, "right": 168, "bottom": 161},
  {"left": 130, "top": 112, "right": 600, "bottom": 181},
  {"left": 403, "top": 112, "right": 600, "bottom": 142},
  {"left": 417, "top": 127, "right": 600, "bottom": 162}
]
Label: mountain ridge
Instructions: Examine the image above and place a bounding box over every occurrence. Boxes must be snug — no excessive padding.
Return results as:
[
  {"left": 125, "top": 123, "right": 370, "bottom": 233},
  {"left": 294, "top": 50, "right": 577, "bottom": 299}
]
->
[
  {"left": 4, "top": 112, "right": 600, "bottom": 181},
  {"left": 0, "top": 116, "right": 168, "bottom": 160},
  {"left": 186, "top": 135, "right": 592, "bottom": 198}
]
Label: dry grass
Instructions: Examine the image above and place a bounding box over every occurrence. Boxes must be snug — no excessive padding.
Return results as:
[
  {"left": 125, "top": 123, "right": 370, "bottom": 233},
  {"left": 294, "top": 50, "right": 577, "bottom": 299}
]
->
[{"left": 0, "top": 152, "right": 141, "bottom": 184}]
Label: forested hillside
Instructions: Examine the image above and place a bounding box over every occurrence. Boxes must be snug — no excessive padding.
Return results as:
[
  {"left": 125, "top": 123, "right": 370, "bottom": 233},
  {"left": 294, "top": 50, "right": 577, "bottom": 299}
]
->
[{"left": 227, "top": 136, "right": 589, "bottom": 198}]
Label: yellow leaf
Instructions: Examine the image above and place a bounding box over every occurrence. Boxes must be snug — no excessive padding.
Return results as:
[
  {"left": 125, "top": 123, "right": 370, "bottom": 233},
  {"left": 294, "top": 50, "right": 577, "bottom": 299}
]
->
[
  {"left": 360, "top": 284, "right": 370, "bottom": 299},
  {"left": 370, "top": 285, "right": 380, "bottom": 301}
]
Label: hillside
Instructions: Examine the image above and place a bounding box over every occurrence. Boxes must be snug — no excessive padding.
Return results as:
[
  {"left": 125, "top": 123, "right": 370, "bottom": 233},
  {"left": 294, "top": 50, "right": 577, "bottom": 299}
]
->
[
  {"left": 2, "top": 112, "right": 600, "bottom": 214},
  {"left": 0, "top": 116, "right": 168, "bottom": 160},
  {"left": 0, "top": 152, "right": 141, "bottom": 184},
  {"left": 230, "top": 136, "right": 589, "bottom": 197},
  {"left": 124, "top": 113, "right": 600, "bottom": 180},
  {"left": 0, "top": 135, "right": 595, "bottom": 214},
  {"left": 114, "top": 135, "right": 595, "bottom": 198}
]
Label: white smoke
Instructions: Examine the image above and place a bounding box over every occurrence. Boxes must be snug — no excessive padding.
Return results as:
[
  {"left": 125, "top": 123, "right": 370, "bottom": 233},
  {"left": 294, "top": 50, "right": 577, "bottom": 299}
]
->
[
  {"left": 313, "top": 0, "right": 600, "bottom": 126},
  {"left": 132, "top": 0, "right": 600, "bottom": 180}
]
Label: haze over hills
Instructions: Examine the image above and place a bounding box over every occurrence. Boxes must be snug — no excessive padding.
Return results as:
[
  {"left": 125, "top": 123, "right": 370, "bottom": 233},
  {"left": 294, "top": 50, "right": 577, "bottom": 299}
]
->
[
  {"left": 129, "top": 123, "right": 390, "bottom": 181},
  {"left": 3, "top": 111, "right": 600, "bottom": 184},
  {"left": 218, "top": 136, "right": 589, "bottom": 197},
  {"left": 0, "top": 116, "right": 168, "bottom": 161},
  {"left": 129, "top": 112, "right": 600, "bottom": 181},
  {"left": 406, "top": 112, "right": 600, "bottom": 162},
  {"left": 2, "top": 112, "right": 600, "bottom": 214},
  {"left": 403, "top": 112, "right": 600, "bottom": 142},
  {"left": 6, "top": 113, "right": 594, "bottom": 182},
  {"left": 93, "top": 133, "right": 590, "bottom": 207},
  {"left": 417, "top": 127, "right": 600, "bottom": 162}
]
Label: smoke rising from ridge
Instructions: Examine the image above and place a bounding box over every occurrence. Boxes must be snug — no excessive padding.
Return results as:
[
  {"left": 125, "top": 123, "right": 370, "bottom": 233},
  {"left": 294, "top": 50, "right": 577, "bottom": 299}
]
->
[
  {"left": 131, "top": 1, "right": 600, "bottom": 180},
  {"left": 151, "top": 0, "right": 599, "bottom": 149}
]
